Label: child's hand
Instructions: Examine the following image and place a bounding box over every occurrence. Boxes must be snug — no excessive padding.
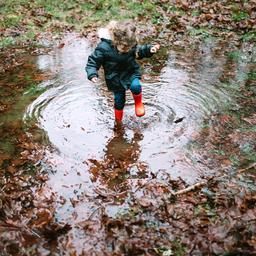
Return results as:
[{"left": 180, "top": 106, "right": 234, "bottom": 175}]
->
[
  {"left": 150, "top": 44, "right": 160, "bottom": 53},
  {"left": 91, "top": 77, "right": 98, "bottom": 83}
]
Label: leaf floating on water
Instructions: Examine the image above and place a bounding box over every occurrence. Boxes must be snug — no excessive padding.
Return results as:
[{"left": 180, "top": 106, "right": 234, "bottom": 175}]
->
[
  {"left": 32, "top": 208, "right": 53, "bottom": 228},
  {"left": 137, "top": 197, "right": 154, "bottom": 208},
  {"left": 58, "top": 43, "right": 65, "bottom": 49},
  {"left": 174, "top": 117, "right": 185, "bottom": 123}
]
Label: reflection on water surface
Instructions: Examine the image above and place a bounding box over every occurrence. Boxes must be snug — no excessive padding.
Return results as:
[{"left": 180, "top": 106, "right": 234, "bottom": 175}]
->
[{"left": 5, "top": 34, "right": 250, "bottom": 253}]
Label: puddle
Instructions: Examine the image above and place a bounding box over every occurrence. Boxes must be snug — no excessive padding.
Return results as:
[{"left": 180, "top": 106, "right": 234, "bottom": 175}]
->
[{"left": 1, "top": 33, "right": 254, "bottom": 254}]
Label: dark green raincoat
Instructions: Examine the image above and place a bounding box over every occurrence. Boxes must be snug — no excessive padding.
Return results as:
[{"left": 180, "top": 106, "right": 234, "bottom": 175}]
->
[{"left": 85, "top": 38, "right": 153, "bottom": 92}]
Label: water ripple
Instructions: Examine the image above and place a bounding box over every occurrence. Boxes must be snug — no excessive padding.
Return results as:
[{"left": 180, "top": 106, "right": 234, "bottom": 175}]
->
[{"left": 24, "top": 35, "right": 242, "bottom": 194}]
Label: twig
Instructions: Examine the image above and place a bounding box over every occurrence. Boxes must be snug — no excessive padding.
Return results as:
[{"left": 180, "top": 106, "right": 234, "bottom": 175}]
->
[
  {"left": 134, "top": 178, "right": 208, "bottom": 196},
  {"left": 1, "top": 221, "right": 41, "bottom": 238},
  {"left": 93, "top": 187, "right": 127, "bottom": 198},
  {"left": 24, "top": 225, "right": 41, "bottom": 238},
  {"left": 237, "top": 163, "right": 256, "bottom": 174},
  {"left": 133, "top": 178, "right": 156, "bottom": 193},
  {"left": 88, "top": 206, "right": 103, "bottom": 220},
  {"left": 188, "top": 243, "right": 196, "bottom": 256},
  {"left": 134, "top": 178, "right": 173, "bottom": 193},
  {"left": 87, "top": 200, "right": 114, "bottom": 220},
  {"left": 172, "top": 181, "right": 207, "bottom": 196}
]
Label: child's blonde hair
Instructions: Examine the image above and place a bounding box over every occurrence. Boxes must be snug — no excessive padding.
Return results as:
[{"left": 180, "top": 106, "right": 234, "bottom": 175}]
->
[{"left": 107, "top": 20, "right": 137, "bottom": 48}]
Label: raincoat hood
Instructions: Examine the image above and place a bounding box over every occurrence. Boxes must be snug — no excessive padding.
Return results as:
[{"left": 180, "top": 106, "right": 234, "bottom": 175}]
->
[{"left": 98, "top": 28, "right": 112, "bottom": 40}]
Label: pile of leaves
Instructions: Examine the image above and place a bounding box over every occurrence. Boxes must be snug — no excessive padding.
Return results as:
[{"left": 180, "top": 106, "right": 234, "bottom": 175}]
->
[
  {"left": 78, "top": 79, "right": 256, "bottom": 254},
  {"left": 155, "top": 0, "right": 256, "bottom": 34},
  {"left": 0, "top": 64, "right": 72, "bottom": 255},
  {"left": 99, "top": 172, "right": 255, "bottom": 255}
]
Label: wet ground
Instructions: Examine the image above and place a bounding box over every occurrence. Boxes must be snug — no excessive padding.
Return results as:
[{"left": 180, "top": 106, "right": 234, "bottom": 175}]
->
[{"left": 0, "top": 34, "right": 255, "bottom": 255}]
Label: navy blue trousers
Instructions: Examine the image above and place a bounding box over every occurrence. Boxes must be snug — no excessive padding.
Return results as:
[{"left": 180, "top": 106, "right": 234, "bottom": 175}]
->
[{"left": 114, "top": 78, "right": 141, "bottom": 110}]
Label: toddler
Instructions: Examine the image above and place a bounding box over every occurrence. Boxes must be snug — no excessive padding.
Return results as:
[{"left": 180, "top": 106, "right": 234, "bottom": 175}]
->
[{"left": 86, "top": 20, "right": 160, "bottom": 122}]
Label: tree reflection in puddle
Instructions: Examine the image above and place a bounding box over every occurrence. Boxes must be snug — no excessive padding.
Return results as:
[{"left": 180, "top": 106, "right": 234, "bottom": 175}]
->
[{"left": 88, "top": 124, "right": 147, "bottom": 194}]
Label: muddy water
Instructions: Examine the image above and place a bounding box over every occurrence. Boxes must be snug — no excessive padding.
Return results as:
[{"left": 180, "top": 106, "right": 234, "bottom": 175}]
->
[
  {"left": 25, "top": 37, "right": 232, "bottom": 185},
  {"left": 24, "top": 37, "right": 237, "bottom": 207},
  {"left": 2, "top": 34, "right": 254, "bottom": 253}
]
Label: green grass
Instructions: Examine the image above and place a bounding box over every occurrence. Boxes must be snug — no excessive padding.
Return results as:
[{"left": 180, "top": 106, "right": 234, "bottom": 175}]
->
[
  {"left": 0, "top": 0, "right": 255, "bottom": 50},
  {"left": 239, "top": 126, "right": 256, "bottom": 133},
  {"left": 247, "top": 71, "right": 256, "bottom": 80},
  {"left": 227, "top": 51, "right": 242, "bottom": 61},
  {"left": 188, "top": 27, "right": 211, "bottom": 37},
  {"left": 212, "top": 149, "right": 226, "bottom": 156},
  {"left": 0, "top": 0, "right": 158, "bottom": 30},
  {"left": 221, "top": 82, "right": 241, "bottom": 91},
  {"left": 168, "top": 6, "right": 186, "bottom": 15},
  {"left": 241, "top": 143, "right": 254, "bottom": 154},
  {"left": 0, "top": 31, "right": 37, "bottom": 49},
  {"left": 126, "top": 0, "right": 156, "bottom": 13},
  {"left": 0, "top": 140, "right": 15, "bottom": 155},
  {"left": 116, "top": 206, "right": 142, "bottom": 220},
  {"left": 240, "top": 143, "right": 256, "bottom": 163},
  {"left": 0, "top": 14, "right": 24, "bottom": 28},
  {"left": 191, "top": 10, "right": 201, "bottom": 17},
  {"left": 229, "top": 155, "right": 240, "bottom": 166},
  {"left": 241, "top": 32, "right": 256, "bottom": 42},
  {"left": 24, "top": 84, "right": 44, "bottom": 95},
  {"left": 0, "top": 37, "right": 16, "bottom": 48},
  {"left": 155, "top": 240, "right": 187, "bottom": 256},
  {"left": 232, "top": 11, "right": 249, "bottom": 22}
]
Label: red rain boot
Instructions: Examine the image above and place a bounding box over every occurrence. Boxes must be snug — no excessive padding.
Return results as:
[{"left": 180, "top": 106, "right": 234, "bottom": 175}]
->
[
  {"left": 132, "top": 93, "right": 145, "bottom": 117},
  {"left": 114, "top": 109, "right": 123, "bottom": 122}
]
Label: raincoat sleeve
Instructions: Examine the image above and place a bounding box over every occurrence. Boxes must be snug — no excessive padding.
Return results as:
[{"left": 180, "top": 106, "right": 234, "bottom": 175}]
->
[
  {"left": 136, "top": 44, "right": 154, "bottom": 59},
  {"left": 86, "top": 46, "right": 104, "bottom": 80}
]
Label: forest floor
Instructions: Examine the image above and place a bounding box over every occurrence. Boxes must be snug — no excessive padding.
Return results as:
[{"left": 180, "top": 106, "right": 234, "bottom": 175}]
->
[{"left": 0, "top": 1, "right": 255, "bottom": 255}]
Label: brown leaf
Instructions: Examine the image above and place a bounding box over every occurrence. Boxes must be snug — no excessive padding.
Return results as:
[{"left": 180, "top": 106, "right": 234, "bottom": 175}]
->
[
  {"left": 221, "top": 159, "right": 232, "bottom": 166},
  {"left": 180, "top": 1, "right": 189, "bottom": 10},
  {"left": 210, "top": 225, "right": 228, "bottom": 240},
  {"left": 166, "top": 204, "right": 174, "bottom": 215},
  {"left": 58, "top": 43, "right": 65, "bottom": 49},
  {"left": 137, "top": 197, "right": 154, "bottom": 208},
  {"left": 219, "top": 114, "right": 232, "bottom": 124},
  {"left": 20, "top": 150, "right": 30, "bottom": 158},
  {"left": 11, "top": 158, "right": 26, "bottom": 167},
  {"left": 211, "top": 242, "right": 224, "bottom": 254},
  {"left": 7, "top": 165, "right": 16, "bottom": 174},
  {"left": 205, "top": 13, "right": 214, "bottom": 21},
  {"left": 243, "top": 114, "right": 256, "bottom": 125},
  {"left": 0, "top": 153, "right": 10, "bottom": 165},
  {"left": 33, "top": 208, "right": 53, "bottom": 228}
]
